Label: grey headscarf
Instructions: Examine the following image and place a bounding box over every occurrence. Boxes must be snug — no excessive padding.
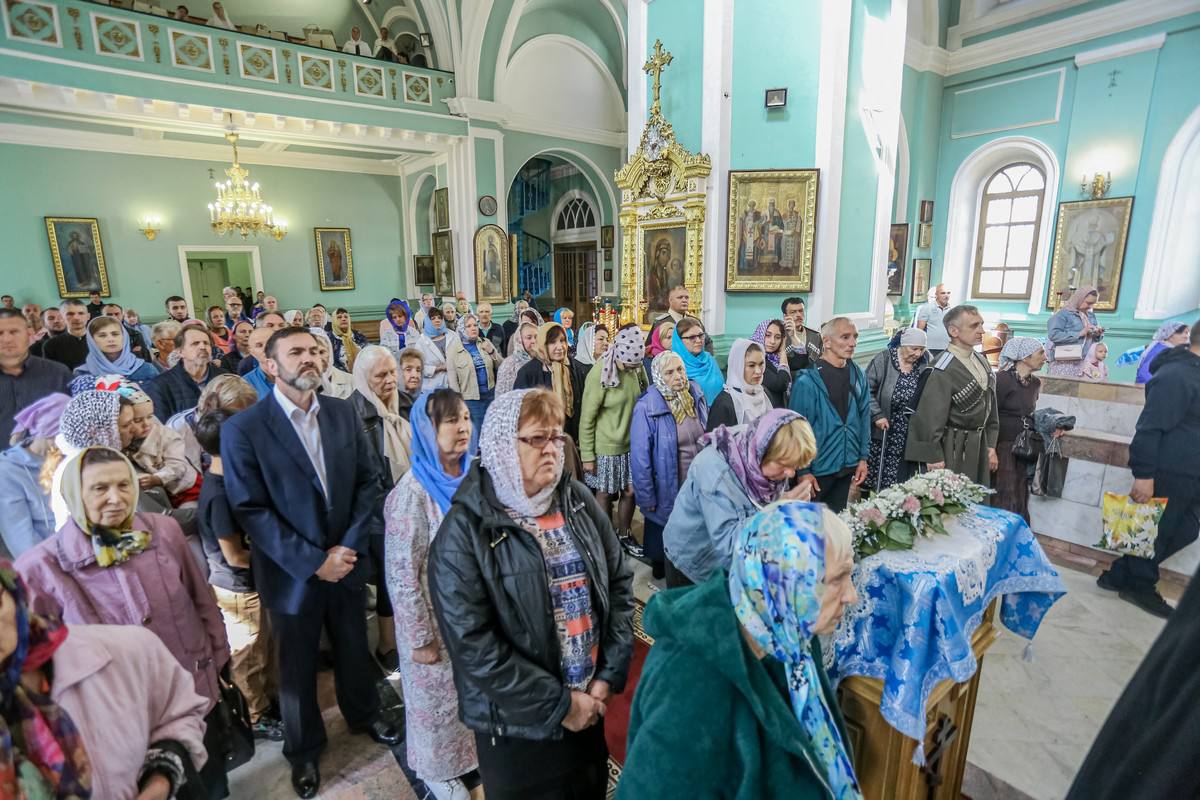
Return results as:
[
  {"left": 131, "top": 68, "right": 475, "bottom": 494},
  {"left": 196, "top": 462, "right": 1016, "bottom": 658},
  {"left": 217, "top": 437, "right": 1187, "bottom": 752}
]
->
[
  {"left": 999, "top": 336, "right": 1044, "bottom": 371},
  {"left": 1138, "top": 321, "right": 1189, "bottom": 371},
  {"left": 480, "top": 389, "right": 563, "bottom": 518},
  {"left": 57, "top": 390, "right": 123, "bottom": 456}
]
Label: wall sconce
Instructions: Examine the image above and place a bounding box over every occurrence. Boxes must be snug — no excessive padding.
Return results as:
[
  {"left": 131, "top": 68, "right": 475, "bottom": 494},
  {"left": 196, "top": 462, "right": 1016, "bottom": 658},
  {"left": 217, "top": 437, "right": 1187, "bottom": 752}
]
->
[
  {"left": 271, "top": 218, "right": 288, "bottom": 241},
  {"left": 1080, "top": 172, "right": 1111, "bottom": 200},
  {"left": 137, "top": 215, "right": 162, "bottom": 240},
  {"left": 419, "top": 32, "right": 432, "bottom": 47},
  {"left": 765, "top": 88, "right": 787, "bottom": 109}
]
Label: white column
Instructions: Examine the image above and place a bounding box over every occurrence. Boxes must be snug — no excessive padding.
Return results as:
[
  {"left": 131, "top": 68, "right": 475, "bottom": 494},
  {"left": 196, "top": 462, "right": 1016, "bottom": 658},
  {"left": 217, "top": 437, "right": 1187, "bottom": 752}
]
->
[
  {"left": 700, "top": 0, "right": 734, "bottom": 334},
  {"left": 627, "top": 0, "right": 649, "bottom": 156},
  {"left": 445, "top": 135, "right": 478, "bottom": 301}
]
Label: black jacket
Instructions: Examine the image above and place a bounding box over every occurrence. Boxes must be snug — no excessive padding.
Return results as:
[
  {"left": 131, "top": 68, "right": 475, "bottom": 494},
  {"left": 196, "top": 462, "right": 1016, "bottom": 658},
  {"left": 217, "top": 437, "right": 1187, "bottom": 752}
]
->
[
  {"left": 428, "top": 462, "right": 635, "bottom": 740},
  {"left": 1128, "top": 346, "right": 1200, "bottom": 479},
  {"left": 143, "top": 361, "right": 229, "bottom": 422},
  {"left": 349, "top": 389, "right": 396, "bottom": 535},
  {"left": 513, "top": 358, "right": 586, "bottom": 439}
]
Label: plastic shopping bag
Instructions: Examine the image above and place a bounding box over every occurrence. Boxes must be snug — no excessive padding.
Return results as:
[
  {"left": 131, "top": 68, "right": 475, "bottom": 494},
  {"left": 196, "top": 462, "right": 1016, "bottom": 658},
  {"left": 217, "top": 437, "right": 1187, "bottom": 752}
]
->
[{"left": 1098, "top": 492, "right": 1168, "bottom": 558}]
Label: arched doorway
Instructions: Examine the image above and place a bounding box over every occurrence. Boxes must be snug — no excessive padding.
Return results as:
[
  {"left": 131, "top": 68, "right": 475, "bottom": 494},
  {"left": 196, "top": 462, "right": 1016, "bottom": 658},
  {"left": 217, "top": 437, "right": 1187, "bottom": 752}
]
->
[{"left": 506, "top": 156, "right": 603, "bottom": 324}]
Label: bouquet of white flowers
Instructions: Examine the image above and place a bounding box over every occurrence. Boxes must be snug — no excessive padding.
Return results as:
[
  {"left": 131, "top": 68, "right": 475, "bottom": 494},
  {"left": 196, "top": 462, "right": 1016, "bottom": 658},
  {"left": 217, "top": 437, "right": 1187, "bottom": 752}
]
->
[{"left": 841, "top": 469, "right": 993, "bottom": 558}]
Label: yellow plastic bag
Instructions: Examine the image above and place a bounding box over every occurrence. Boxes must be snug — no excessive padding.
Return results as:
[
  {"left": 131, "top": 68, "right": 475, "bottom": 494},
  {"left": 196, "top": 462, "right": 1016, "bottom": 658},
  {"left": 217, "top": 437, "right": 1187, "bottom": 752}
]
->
[{"left": 1099, "top": 492, "right": 1168, "bottom": 558}]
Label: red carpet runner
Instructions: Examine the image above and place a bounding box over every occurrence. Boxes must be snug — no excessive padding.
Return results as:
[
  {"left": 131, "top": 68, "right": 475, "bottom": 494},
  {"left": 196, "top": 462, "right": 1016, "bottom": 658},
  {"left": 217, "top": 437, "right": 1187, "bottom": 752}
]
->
[{"left": 605, "top": 598, "right": 653, "bottom": 798}]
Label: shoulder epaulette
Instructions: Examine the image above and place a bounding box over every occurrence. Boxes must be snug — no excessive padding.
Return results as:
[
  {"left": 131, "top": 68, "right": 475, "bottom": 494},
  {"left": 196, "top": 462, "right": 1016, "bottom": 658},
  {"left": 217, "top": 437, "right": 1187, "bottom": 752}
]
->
[{"left": 934, "top": 351, "right": 954, "bottom": 371}]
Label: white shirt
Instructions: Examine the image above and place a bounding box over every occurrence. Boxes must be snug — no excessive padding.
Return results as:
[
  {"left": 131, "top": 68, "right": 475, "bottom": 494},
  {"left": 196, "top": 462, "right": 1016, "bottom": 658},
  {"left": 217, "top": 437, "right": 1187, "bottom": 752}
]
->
[
  {"left": 207, "top": 14, "right": 235, "bottom": 30},
  {"left": 273, "top": 385, "right": 329, "bottom": 501},
  {"left": 342, "top": 38, "right": 372, "bottom": 56},
  {"left": 915, "top": 302, "right": 951, "bottom": 350}
]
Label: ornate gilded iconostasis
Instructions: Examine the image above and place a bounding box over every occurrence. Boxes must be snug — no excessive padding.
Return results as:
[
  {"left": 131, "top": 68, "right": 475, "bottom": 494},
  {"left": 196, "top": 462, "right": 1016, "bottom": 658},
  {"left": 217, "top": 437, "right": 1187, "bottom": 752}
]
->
[{"left": 614, "top": 40, "right": 711, "bottom": 327}]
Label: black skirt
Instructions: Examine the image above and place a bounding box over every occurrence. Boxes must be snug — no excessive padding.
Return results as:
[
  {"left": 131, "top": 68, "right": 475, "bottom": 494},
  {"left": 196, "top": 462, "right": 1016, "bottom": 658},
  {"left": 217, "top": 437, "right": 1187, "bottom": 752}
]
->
[{"left": 474, "top": 721, "right": 608, "bottom": 800}]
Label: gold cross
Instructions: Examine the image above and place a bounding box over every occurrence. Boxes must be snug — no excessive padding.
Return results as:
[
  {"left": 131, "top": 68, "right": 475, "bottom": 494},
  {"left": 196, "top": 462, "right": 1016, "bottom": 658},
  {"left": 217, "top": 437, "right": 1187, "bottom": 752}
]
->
[{"left": 643, "top": 39, "right": 673, "bottom": 112}]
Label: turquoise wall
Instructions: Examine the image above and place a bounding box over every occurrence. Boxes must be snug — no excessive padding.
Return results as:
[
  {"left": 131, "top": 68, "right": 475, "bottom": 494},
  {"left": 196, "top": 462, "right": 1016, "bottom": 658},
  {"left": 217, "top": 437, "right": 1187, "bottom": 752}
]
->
[
  {"left": 913, "top": 16, "right": 1200, "bottom": 380},
  {"left": 645, "top": 0, "right": 704, "bottom": 154},
  {"left": 0, "top": 145, "right": 407, "bottom": 322}
]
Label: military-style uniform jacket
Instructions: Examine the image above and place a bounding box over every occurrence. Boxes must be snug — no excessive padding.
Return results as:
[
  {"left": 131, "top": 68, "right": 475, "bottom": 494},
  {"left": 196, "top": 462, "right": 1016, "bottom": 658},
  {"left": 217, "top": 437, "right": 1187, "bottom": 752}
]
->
[{"left": 905, "top": 349, "right": 1000, "bottom": 486}]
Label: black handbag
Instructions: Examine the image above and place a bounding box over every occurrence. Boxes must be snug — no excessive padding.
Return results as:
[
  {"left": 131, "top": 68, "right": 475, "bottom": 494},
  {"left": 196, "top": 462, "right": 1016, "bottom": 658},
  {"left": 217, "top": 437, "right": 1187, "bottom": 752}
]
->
[
  {"left": 1011, "top": 418, "right": 1042, "bottom": 461},
  {"left": 216, "top": 669, "right": 256, "bottom": 771}
]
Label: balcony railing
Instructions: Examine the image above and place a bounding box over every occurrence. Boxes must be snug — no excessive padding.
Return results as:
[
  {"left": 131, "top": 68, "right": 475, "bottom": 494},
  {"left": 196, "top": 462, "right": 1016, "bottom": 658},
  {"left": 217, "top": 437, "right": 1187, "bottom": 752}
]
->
[{"left": 0, "top": 0, "right": 457, "bottom": 119}]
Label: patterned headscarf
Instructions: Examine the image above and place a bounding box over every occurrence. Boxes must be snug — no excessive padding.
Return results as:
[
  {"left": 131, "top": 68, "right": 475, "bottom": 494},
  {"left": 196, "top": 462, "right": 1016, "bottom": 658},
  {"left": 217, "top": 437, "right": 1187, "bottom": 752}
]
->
[
  {"left": 408, "top": 391, "right": 473, "bottom": 513},
  {"left": 82, "top": 319, "right": 143, "bottom": 379},
  {"left": 496, "top": 323, "right": 538, "bottom": 396},
  {"left": 11, "top": 394, "right": 71, "bottom": 444},
  {"left": 553, "top": 308, "right": 575, "bottom": 347},
  {"left": 535, "top": 323, "right": 574, "bottom": 417},
  {"left": 998, "top": 336, "right": 1044, "bottom": 371},
  {"left": 701, "top": 408, "right": 802, "bottom": 506},
  {"left": 1135, "top": 321, "right": 1189, "bottom": 371},
  {"left": 0, "top": 562, "right": 92, "bottom": 799},
  {"left": 650, "top": 352, "right": 696, "bottom": 424},
  {"left": 751, "top": 319, "right": 786, "bottom": 369},
  {"left": 58, "top": 448, "right": 151, "bottom": 567},
  {"left": 56, "top": 391, "right": 122, "bottom": 457},
  {"left": 574, "top": 322, "right": 598, "bottom": 366},
  {"left": 729, "top": 502, "right": 862, "bottom": 800},
  {"left": 480, "top": 389, "right": 564, "bottom": 518},
  {"left": 600, "top": 325, "right": 645, "bottom": 389}
]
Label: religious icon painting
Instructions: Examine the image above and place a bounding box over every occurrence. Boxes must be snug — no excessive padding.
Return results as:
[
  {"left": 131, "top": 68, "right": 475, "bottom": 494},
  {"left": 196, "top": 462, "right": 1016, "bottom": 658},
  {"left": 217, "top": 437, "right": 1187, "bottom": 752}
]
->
[
  {"left": 474, "top": 224, "right": 510, "bottom": 304},
  {"left": 432, "top": 230, "right": 455, "bottom": 296},
  {"left": 917, "top": 222, "right": 933, "bottom": 250},
  {"left": 314, "top": 227, "right": 354, "bottom": 291},
  {"left": 911, "top": 258, "right": 931, "bottom": 304},
  {"left": 1045, "top": 197, "right": 1132, "bottom": 311},
  {"left": 45, "top": 217, "right": 109, "bottom": 298},
  {"left": 725, "top": 169, "right": 819, "bottom": 292},
  {"left": 434, "top": 187, "right": 450, "bottom": 230},
  {"left": 641, "top": 223, "right": 687, "bottom": 324},
  {"left": 887, "top": 224, "right": 908, "bottom": 297},
  {"left": 601, "top": 225, "right": 615, "bottom": 249},
  {"left": 413, "top": 255, "right": 436, "bottom": 287},
  {"left": 919, "top": 200, "right": 934, "bottom": 223}
]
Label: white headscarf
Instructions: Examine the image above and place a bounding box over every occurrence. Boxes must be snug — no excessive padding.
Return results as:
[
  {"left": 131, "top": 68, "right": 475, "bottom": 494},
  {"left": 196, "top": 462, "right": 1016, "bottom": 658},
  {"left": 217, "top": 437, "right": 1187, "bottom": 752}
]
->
[
  {"left": 724, "top": 338, "right": 773, "bottom": 423},
  {"left": 480, "top": 389, "right": 563, "bottom": 518},
  {"left": 999, "top": 336, "right": 1044, "bottom": 371},
  {"left": 351, "top": 345, "right": 412, "bottom": 482},
  {"left": 575, "top": 322, "right": 598, "bottom": 366}
]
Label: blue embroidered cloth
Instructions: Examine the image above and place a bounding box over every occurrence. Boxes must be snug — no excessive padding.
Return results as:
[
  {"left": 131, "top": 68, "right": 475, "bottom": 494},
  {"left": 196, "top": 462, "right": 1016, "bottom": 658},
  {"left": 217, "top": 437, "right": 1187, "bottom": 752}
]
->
[{"left": 827, "top": 505, "right": 1065, "bottom": 753}]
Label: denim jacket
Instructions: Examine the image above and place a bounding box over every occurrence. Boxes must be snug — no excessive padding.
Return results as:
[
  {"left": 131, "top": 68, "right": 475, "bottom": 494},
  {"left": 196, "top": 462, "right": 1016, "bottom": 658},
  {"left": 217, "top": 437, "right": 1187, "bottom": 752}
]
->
[
  {"left": 1046, "top": 308, "right": 1102, "bottom": 361},
  {"left": 662, "top": 446, "right": 759, "bottom": 583}
]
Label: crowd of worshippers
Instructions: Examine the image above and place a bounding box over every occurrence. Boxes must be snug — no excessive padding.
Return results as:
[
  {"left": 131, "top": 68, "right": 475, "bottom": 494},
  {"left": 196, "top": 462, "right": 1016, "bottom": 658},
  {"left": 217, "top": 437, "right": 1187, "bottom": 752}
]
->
[{"left": 1, "top": 277, "right": 1199, "bottom": 800}]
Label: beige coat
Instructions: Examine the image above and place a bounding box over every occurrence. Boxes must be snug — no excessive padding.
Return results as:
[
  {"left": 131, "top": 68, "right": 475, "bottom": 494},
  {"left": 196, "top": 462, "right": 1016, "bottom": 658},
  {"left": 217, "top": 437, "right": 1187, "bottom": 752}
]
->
[{"left": 445, "top": 334, "right": 503, "bottom": 400}]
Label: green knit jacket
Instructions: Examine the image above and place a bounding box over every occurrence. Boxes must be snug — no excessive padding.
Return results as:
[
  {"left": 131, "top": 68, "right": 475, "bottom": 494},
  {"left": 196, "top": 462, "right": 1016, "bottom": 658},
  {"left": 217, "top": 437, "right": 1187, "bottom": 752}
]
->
[{"left": 578, "top": 365, "right": 646, "bottom": 463}]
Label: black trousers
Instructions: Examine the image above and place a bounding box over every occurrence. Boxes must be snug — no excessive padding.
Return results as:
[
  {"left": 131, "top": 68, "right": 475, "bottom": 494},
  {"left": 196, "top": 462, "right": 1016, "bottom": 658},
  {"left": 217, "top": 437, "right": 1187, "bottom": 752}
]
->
[
  {"left": 475, "top": 721, "right": 608, "bottom": 800},
  {"left": 368, "top": 534, "right": 393, "bottom": 619},
  {"left": 664, "top": 557, "right": 694, "bottom": 589},
  {"left": 815, "top": 470, "right": 855, "bottom": 513},
  {"left": 269, "top": 582, "right": 380, "bottom": 764},
  {"left": 1106, "top": 472, "right": 1200, "bottom": 594}
]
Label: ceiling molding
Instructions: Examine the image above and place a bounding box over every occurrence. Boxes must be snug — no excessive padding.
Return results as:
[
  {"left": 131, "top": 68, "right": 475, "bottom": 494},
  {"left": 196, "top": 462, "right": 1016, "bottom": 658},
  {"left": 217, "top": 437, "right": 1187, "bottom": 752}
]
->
[
  {"left": 1074, "top": 32, "right": 1167, "bottom": 66},
  {"left": 446, "top": 96, "right": 625, "bottom": 147},
  {"left": 904, "top": 35, "right": 949, "bottom": 74},
  {"left": 0, "top": 122, "right": 408, "bottom": 175},
  {"left": 948, "top": 0, "right": 1097, "bottom": 49}
]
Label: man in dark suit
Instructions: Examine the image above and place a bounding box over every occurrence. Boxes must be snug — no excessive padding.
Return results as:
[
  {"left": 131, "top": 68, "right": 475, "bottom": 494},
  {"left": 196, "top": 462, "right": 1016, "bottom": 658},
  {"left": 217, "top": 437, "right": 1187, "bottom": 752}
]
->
[{"left": 221, "top": 327, "right": 399, "bottom": 798}]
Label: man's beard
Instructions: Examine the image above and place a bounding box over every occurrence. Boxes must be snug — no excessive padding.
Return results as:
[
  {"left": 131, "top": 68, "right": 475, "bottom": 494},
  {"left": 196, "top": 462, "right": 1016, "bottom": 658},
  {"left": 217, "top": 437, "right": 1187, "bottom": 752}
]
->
[{"left": 281, "top": 365, "right": 321, "bottom": 391}]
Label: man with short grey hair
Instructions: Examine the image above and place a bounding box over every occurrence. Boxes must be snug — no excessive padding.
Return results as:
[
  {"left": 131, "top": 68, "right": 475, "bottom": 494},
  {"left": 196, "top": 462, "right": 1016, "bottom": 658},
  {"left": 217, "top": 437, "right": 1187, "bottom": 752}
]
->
[
  {"left": 906, "top": 304, "right": 999, "bottom": 485},
  {"left": 914, "top": 284, "right": 952, "bottom": 356}
]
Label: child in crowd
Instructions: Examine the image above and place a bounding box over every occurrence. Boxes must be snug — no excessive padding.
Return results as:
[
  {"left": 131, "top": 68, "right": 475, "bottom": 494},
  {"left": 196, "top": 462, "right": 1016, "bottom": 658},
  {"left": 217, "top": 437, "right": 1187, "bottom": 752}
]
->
[{"left": 1081, "top": 341, "right": 1109, "bottom": 382}]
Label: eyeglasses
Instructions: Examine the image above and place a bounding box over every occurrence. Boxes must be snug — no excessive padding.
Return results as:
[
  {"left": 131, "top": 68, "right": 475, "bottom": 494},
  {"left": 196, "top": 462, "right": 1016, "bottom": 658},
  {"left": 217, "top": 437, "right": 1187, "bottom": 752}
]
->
[
  {"left": 517, "top": 432, "right": 567, "bottom": 450},
  {"left": 680, "top": 333, "right": 704, "bottom": 342}
]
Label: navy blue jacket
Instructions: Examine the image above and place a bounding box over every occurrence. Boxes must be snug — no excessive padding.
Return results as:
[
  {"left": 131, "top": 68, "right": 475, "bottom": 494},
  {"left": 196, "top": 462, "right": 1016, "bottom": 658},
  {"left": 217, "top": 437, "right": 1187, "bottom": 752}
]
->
[
  {"left": 630, "top": 382, "right": 708, "bottom": 526},
  {"left": 221, "top": 391, "right": 379, "bottom": 614},
  {"left": 1129, "top": 346, "right": 1200, "bottom": 480}
]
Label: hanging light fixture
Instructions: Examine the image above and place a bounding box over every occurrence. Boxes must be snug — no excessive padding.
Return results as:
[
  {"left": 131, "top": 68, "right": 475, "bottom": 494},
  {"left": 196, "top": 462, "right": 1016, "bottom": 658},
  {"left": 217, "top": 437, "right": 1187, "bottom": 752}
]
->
[{"left": 207, "top": 120, "right": 283, "bottom": 239}]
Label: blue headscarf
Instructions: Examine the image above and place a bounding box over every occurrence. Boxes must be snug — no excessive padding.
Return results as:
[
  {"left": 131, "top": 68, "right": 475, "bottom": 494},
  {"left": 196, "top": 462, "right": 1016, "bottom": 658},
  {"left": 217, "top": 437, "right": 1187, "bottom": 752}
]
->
[
  {"left": 730, "top": 501, "right": 863, "bottom": 800},
  {"left": 553, "top": 308, "right": 575, "bottom": 347},
  {"left": 671, "top": 326, "right": 723, "bottom": 404},
  {"left": 82, "top": 319, "right": 144, "bottom": 378},
  {"left": 386, "top": 298, "right": 412, "bottom": 345},
  {"left": 408, "top": 392, "right": 473, "bottom": 513},
  {"left": 422, "top": 312, "right": 444, "bottom": 339}
]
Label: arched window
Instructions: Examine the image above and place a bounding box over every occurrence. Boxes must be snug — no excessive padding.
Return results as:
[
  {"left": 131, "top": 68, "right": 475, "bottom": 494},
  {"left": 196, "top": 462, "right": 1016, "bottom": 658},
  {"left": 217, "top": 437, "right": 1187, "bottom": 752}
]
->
[
  {"left": 556, "top": 197, "right": 595, "bottom": 231},
  {"left": 971, "top": 162, "right": 1045, "bottom": 299}
]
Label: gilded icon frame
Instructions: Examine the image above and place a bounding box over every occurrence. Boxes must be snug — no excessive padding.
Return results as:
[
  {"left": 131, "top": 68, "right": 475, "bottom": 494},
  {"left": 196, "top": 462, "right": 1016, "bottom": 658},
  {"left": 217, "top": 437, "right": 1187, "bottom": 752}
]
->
[
  {"left": 314, "top": 227, "right": 354, "bottom": 291},
  {"left": 45, "top": 216, "right": 109, "bottom": 298}
]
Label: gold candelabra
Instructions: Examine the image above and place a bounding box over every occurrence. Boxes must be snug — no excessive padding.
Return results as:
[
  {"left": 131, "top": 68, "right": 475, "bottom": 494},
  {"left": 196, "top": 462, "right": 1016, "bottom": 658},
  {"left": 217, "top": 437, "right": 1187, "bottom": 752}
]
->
[{"left": 592, "top": 296, "right": 619, "bottom": 332}]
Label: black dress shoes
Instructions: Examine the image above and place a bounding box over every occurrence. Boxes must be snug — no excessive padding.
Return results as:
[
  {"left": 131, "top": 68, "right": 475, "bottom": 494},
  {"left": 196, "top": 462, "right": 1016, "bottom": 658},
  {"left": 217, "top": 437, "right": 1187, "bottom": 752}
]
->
[
  {"left": 291, "top": 761, "right": 320, "bottom": 799},
  {"left": 351, "top": 718, "right": 403, "bottom": 746}
]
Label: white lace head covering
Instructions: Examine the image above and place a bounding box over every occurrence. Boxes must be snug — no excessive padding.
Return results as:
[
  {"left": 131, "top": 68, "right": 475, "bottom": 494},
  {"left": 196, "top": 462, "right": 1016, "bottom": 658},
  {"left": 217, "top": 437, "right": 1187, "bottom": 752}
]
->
[
  {"left": 480, "top": 389, "right": 563, "bottom": 518},
  {"left": 999, "top": 336, "right": 1044, "bottom": 371},
  {"left": 56, "top": 390, "right": 123, "bottom": 457}
]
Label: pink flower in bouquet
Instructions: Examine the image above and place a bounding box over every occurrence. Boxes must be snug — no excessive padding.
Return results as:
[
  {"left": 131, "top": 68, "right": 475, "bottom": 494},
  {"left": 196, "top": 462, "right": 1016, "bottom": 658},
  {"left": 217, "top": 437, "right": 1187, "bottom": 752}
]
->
[
  {"left": 931, "top": 487, "right": 945, "bottom": 505},
  {"left": 902, "top": 495, "right": 921, "bottom": 514},
  {"left": 859, "top": 507, "right": 886, "bottom": 526}
]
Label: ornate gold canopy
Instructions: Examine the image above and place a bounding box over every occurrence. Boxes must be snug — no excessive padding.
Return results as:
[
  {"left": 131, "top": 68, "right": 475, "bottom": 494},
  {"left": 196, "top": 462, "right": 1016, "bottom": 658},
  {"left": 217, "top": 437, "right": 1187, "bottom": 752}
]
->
[{"left": 614, "top": 40, "right": 711, "bottom": 327}]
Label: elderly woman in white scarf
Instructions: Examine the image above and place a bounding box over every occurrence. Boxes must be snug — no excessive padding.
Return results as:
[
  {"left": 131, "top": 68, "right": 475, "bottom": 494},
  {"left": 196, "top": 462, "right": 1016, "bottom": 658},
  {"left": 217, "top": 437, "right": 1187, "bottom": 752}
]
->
[
  {"left": 992, "top": 336, "right": 1048, "bottom": 523},
  {"left": 496, "top": 321, "right": 539, "bottom": 396},
  {"left": 427, "top": 388, "right": 633, "bottom": 799},
  {"left": 349, "top": 344, "right": 414, "bottom": 672},
  {"left": 579, "top": 324, "right": 648, "bottom": 556},
  {"left": 706, "top": 338, "right": 773, "bottom": 431},
  {"left": 312, "top": 332, "right": 353, "bottom": 398}
]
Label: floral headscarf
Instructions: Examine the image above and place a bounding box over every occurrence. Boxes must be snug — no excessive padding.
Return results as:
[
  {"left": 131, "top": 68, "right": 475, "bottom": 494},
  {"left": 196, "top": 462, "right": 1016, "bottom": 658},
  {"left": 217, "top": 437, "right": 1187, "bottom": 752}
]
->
[
  {"left": 408, "top": 391, "right": 473, "bottom": 513},
  {"left": 496, "top": 323, "right": 537, "bottom": 396},
  {"left": 998, "top": 336, "right": 1044, "bottom": 371},
  {"left": 58, "top": 448, "right": 151, "bottom": 567},
  {"left": 600, "top": 325, "right": 646, "bottom": 389},
  {"left": 650, "top": 352, "right": 696, "bottom": 424},
  {"left": 0, "top": 562, "right": 92, "bottom": 799},
  {"left": 729, "top": 502, "right": 862, "bottom": 800},
  {"left": 701, "top": 408, "right": 802, "bottom": 506},
  {"left": 751, "top": 319, "right": 786, "bottom": 369},
  {"left": 480, "top": 389, "right": 563, "bottom": 518},
  {"left": 56, "top": 390, "right": 122, "bottom": 457},
  {"left": 574, "top": 322, "right": 598, "bottom": 366}
]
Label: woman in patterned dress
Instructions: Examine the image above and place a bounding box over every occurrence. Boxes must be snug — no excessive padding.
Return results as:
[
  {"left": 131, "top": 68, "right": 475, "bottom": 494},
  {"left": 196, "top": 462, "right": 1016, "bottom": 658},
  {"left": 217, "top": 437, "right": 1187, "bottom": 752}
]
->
[
  {"left": 864, "top": 327, "right": 928, "bottom": 492},
  {"left": 383, "top": 389, "right": 478, "bottom": 800}
]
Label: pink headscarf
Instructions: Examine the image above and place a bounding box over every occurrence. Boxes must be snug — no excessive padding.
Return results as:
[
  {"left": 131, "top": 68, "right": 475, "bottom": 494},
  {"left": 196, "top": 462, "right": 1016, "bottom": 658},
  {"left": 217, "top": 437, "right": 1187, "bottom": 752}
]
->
[
  {"left": 1062, "top": 285, "right": 1098, "bottom": 327},
  {"left": 646, "top": 322, "right": 671, "bottom": 358}
]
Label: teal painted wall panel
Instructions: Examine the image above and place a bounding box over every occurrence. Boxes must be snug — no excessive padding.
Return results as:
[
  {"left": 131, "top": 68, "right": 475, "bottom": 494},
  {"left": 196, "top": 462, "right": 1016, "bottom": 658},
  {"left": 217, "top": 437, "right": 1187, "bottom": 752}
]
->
[
  {"left": 476, "top": 0, "right": 516, "bottom": 101},
  {"left": 0, "top": 144, "right": 407, "bottom": 321},
  {"left": 894, "top": 66, "right": 946, "bottom": 316},
  {"left": 474, "top": 137, "right": 498, "bottom": 228},
  {"left": 949, "top": 68, "right": 1066, "bottom": 139},
  {"left": 645, "top": 0, "right": 703, "bottom": 154},
  {"left": 730, "top": 0, "right": 822, "bottom": 170}
]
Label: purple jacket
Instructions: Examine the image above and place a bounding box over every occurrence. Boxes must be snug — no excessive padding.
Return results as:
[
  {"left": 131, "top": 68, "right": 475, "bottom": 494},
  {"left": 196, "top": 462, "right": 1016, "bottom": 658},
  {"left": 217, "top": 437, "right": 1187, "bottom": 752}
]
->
[
  {"left": 17, "top": 512, "right": 230, "bottom": 710},
  {"left": 630, "top": 382, "right": 709, "bottom": 526}
]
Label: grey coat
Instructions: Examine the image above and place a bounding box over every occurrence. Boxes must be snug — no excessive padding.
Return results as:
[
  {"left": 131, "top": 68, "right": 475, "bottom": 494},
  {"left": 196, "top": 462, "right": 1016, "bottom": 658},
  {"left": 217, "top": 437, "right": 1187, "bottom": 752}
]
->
[{"left": 864, "top": 348, "right": 929, "bottom": 441}]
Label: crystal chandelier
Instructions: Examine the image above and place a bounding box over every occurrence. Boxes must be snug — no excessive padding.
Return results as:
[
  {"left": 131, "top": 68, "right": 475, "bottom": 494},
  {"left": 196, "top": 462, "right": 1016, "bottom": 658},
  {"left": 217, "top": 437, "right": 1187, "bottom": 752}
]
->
[{"left": 207, "top": 127, "right": 284, "bottom": 239}]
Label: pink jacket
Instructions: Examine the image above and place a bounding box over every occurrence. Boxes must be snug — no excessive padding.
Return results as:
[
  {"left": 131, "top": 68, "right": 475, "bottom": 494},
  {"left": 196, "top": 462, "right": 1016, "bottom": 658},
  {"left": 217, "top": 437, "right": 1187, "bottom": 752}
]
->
[
  {"left": 52, "top": 624, "right": 209, "bottom": 800},
  {"left": 17, "top": 512, "right": 230, "bottom": 709}
]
